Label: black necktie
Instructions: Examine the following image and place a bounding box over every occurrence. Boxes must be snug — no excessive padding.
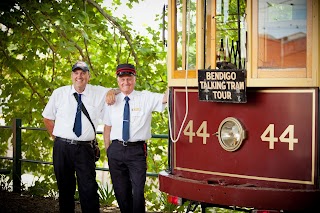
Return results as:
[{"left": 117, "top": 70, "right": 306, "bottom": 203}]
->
[
  {"left": 73, "top": 93, "right": 82, "bottom": 137},
  {"left": 122, "top": 96, "right": 130, "bottom": 142}
]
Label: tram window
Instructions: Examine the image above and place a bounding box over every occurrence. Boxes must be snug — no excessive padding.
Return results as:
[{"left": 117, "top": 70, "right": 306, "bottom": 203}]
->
[
  {"left": 258, "top": 0, "right": 307, "bottom": 69},
  {"left": 176, "top": 0, "right": 196, "bottom": 71},
  {"left": 214, "top": 0, "right": 246, "bottom": 69}
]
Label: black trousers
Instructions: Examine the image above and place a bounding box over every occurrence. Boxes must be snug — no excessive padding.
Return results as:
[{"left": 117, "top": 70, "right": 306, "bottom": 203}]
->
[
  {"left": 53, "top": 138, "right": 100, "bottom": 213},
  {"left": 107, "top": 141, "right": 147, "bottom": 213}
]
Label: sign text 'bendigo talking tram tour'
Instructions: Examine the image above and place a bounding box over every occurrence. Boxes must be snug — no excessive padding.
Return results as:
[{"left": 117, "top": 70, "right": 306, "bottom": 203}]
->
[{"left": 158, "top": 0, "right": 320, "bottom": 212}]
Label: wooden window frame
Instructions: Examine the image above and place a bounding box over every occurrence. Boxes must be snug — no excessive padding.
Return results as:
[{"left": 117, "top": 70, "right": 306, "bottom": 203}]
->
[
  {"left": 248, "top": 0, "right": 316, "bottom": 87},
  {"left": 168, "top": 0, "right": 205, "bottom": 86}
]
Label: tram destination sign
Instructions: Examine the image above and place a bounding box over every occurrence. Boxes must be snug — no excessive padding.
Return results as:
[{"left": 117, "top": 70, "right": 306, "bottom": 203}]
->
[{"left": 198, "top": 69, "right": 247, "bottom": 103}]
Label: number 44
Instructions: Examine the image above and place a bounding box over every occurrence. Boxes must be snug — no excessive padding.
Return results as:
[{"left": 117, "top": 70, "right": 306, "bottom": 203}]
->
[{"left": 260, "top": 124, "right": 298, "bottom": 150}]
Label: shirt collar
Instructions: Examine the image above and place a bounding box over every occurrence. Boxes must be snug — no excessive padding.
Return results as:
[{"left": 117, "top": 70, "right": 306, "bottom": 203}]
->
[
  {"left": 120, "top": 90, "right": 136, "bottom": 100},
  {"left": 70, "top": 84, "right": 90, "bottom": 97}
]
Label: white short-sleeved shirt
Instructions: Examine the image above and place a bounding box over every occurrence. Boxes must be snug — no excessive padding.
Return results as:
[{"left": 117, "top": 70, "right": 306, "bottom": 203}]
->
[
  {"left": 103, "top": 90, "right": 165, "bottom": 142},
  {"left": 42, "top": 84, "right": 109, "bottom": 141}
]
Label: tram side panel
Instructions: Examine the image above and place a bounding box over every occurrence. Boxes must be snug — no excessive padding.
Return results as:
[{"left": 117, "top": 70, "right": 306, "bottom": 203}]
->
[{"left": 159, "top": 87, "right": 320, "bottom": 211}]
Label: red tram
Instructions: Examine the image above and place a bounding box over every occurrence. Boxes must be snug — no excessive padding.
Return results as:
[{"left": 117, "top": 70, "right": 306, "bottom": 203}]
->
[{"left": 158, "top": 0, "right": 320, "bottom": 212}]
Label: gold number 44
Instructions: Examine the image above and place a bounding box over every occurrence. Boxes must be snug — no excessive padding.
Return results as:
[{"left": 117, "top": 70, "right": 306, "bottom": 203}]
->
[
  {"left": 183, "top": 120, "right": 210, "bottom": 144},
  {"left": 260, "top": 124, "right": 298, "bottom": 150}
]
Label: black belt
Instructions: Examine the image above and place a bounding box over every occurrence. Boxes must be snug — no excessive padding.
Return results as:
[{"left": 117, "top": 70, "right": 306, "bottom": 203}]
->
[
  {"left": 56, "top": 137, "right": 94, "bottom": 146},
  {"left": 112, "top": 139, "right": 145, "bottom": 147}
]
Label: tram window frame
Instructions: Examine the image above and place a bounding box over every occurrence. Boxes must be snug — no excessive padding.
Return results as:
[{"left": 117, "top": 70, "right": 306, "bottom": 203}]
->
[
  {"left": 168, "top": 0, "right": 205, "bottom": 86},
  {"left": 249, "top": 0, "right": 315, "bottom": 87}
]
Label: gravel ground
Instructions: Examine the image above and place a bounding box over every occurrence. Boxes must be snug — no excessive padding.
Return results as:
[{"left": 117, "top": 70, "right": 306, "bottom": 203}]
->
[{"left": 0, "top": 190, "right": 121, "bottom": 213}]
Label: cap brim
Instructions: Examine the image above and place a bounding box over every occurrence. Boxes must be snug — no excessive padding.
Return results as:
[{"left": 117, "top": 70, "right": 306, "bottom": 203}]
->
[
  {"left": 117, "top": 72, "right": 135, "bottom": 76},
  {"left": 72, "top": 66, "right": 89, "bottom": 72}
]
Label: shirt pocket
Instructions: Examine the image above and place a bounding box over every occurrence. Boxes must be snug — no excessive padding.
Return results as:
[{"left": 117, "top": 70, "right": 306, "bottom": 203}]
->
[
  {"left": 56, "top": 103, "right": 74, "bottom": 120},
  {"left": 131, "top": 110, "right": 144, "bottom": 126},
  {"left": 85, "top": 104, "right": 98, "bottom": 121}
]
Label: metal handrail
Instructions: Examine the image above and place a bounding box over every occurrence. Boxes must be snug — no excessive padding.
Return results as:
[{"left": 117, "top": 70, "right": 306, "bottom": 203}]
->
[{"left": 0, "top": 118, "right": 168, "bottom": 192}]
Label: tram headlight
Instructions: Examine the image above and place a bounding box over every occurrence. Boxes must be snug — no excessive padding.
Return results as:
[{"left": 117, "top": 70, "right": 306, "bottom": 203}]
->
[{"left": 217, "top": 117, "right": 246, "bottom": 152}]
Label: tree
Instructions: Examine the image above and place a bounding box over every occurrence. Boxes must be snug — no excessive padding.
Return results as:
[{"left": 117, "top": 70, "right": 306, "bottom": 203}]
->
[{"left": 0, "top": 0, "right": 168, "bottom": 211}]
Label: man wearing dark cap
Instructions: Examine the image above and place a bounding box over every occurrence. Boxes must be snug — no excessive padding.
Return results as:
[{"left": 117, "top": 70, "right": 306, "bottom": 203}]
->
[
  {"left": 42, "top": 61, "right": 116, "bottom": 213},
  {"left": 103, "top": 63, "right": 168, "bottom": 213}
]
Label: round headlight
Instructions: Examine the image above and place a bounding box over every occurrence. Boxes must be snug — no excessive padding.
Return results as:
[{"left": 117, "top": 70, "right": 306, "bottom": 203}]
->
[{"left": 217, "top": 117, "right": 246, "bottom": 152}]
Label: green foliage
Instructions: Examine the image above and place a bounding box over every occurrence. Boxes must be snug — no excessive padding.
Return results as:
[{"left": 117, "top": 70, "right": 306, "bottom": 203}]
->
[
  {"left": 27, "top": 176, "right": 58, "bottom": 198},
  {"left": 20, "top": 163, "right": 57, "bottom": 198},
  {"left": 97, "top": 181, "right": 116, "bottom": 206},
  {"left": 158, "top": 192, "right": 183, "bottom": 213},
  {"left": 145, "top": 183, "right": 186, "bottom": 213},
  {"left": 0, "top": 175, "right": 12, "bottom": 191}
]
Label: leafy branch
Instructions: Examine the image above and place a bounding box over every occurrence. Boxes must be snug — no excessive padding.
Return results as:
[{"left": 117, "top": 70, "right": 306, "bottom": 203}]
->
[
  {"left": 0, "top": 47, "right": 45, "bottom": 106},
  {"left": 86, "top": 0, "right": 139, "bottom": 66},
  {"left": 16, "top": 1, "right": 57, "bottom": 81}
]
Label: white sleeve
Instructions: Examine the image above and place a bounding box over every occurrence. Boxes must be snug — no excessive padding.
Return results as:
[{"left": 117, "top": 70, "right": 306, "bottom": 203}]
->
[
  {"left": 102, "top": 104, "right": 112, "bottom": 126},
  {"left": 42, "top": 90, "right": 58, "bottom": 120},
  {"left": 144, "top": 90, "right": 166, "bottom": 112}
]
